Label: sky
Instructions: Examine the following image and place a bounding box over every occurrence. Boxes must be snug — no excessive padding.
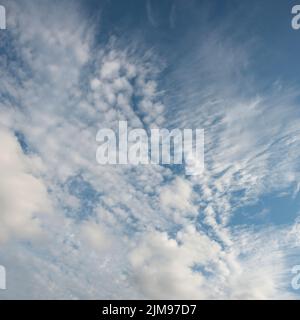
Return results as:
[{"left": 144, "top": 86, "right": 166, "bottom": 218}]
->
[{"left": 1, "top": 0, "right": 300, "bottom": 299}]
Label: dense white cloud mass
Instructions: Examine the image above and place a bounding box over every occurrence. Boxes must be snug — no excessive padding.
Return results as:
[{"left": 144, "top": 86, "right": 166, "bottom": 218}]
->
[
  {"left": 0, "top": 0, "right": 300, "bottom": 299},
  {"left": 159, "top": 177, "right": 198, "bottom": 224},
  {"left": 130, "top": 226, "right": 292, "bottom": 299},
  {"left": 0, "top": 126, "right": 52, "bottom": 244}
]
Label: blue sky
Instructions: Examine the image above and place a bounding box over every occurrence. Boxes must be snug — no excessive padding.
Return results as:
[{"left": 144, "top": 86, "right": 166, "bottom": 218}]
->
[{"left": 0, "top": 0, "right": 300, "bottom": 299}]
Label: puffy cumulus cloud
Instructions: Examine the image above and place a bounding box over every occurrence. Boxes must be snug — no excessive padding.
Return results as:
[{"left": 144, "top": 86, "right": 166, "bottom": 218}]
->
[
  {"left": 79, "top": 220, "right": 113, "bottom": 252},
  {"left": 129, "top": 227, "right": 221, "bottom": 299},
  {"left": 130, "top": 226, "right": 291, "bottom": 299},
  {"left": 159, "top": 177, "right": 198, "bottom": 223},
  {"left": 0, "top": 126, "right": 52, "bottom": 243}
]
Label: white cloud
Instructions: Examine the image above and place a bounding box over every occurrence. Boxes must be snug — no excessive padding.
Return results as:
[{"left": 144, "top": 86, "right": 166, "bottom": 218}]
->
[
  {"left": 0, "top": 125, "right": 52, "bottom": 243},
  {"left": 130, "top": 226, "right": 291, "bottom": 299},
  {"left": 79, "top": 220, "right": 113, "bottom": 252},
  {"left": 159, "top": 177, "right": 197, "bottom": 224},
  {"left": 130, "top": 227, "right": 221, "bottom": 299}
]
